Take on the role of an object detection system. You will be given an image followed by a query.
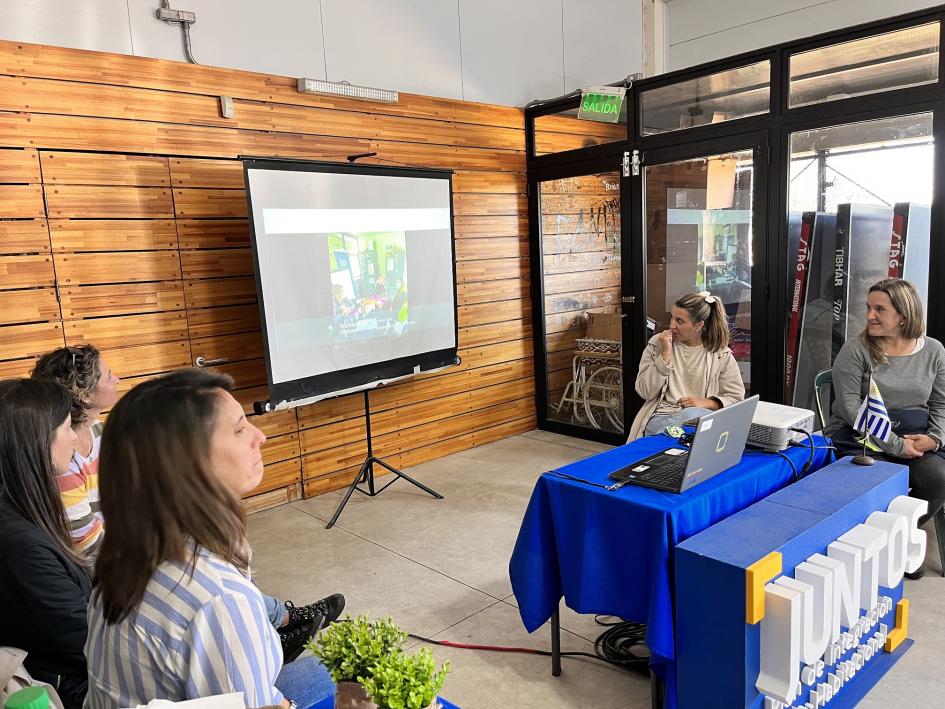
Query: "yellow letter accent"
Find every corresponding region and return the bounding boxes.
[746,552,783,624]
[884,599,910,652]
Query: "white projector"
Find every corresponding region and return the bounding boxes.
[748,401,816,452]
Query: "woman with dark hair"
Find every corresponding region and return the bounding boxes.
[628,290,745,440]
[829,278,945,578]
[31,345,119,557]
[0,378,90,709]
[85,369,334,709]
[32,345,343,660]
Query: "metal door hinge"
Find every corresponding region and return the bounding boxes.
[624,150,641,177]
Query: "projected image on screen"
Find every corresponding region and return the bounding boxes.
[328,232,409,340]
[246,163,457,398]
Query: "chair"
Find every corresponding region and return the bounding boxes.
[813,368,833,431]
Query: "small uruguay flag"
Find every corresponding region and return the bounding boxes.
[854,374,892,442]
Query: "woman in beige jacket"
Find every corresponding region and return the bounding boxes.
[627,291,745,440]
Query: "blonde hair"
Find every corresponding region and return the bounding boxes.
[860,278,925,365]
[674,291,730,353]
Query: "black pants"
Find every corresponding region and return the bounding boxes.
[876,451,945,526]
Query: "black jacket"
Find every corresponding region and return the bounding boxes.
[0,502,91,709]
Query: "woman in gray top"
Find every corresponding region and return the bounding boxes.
[828,278,945,577]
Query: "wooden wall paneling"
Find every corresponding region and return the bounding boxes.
[0,220,50,254]
[0,185,45,217]
[458,298,531,327]
[0,356,37,379]
[252,457,302,496]
[299,417,367,456]
[0,255,55,289]
[459,339,533,370]
[456,276,529,305]
[55,251,182,285]
[454,235,527,262]
[174,188,247,218]
[186,304,261,338]
[261,432,301,466]
[302,465,361,497]
[190,331,264,363]
[104,341,192,378]
[454,215,527,238]
[44,185,174,218]
[40,151,170,186]
[183,276,257,308]
[296,394,367,430]
[176,219,250,249]
[63,311,189,348]
[456,257,528,283]
[453,193,525,215]
[180,248,253,279]
[452,171,524,194]
[209,357,267,389]
[301,442,369,481]
[251,409,298,438]
[459,319,531,349]
[169,159,245,188]
[49,219,178,252]
[0,147,40,183]
[59,281,185,318]
[242,484,301,512]
[0,321,64,360]
[0,288,59,324]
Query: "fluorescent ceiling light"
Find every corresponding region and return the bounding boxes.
[297,78,398,103]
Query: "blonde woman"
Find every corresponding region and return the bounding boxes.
[628,291,745,440]
[828,278,945,578]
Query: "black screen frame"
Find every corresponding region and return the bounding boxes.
[243,158,459,410]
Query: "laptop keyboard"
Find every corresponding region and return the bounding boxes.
[637,456,689,489]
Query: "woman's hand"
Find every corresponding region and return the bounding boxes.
[900,437,925,459]
[904,433,938,454]
[678,397,720,410]
[658,329,674,363]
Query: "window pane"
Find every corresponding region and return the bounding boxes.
[785,113,934,412]
[644,150,755,392]
[540,172,623,433]
[789,22,939,109]
[533,105,628,157]
[640,61,769,136]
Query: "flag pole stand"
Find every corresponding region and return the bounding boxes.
[852,433,875,466]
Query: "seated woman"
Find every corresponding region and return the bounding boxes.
[628,291,745,440]
[0,379,90,709]
[828,278,945,578]
[31,345,120,558]
[32,345,342,662]
[86,370,334,709]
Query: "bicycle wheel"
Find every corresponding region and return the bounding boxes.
[583,366,624,432]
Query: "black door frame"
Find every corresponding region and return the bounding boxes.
[528,145,631,445]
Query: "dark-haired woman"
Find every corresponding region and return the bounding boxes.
[32,345,119,558]
[829,278,945,579]
[85,369,333,709]
[628,291,745,440]
[0,378,90,709]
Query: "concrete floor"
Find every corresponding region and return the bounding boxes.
[247,430,944,709]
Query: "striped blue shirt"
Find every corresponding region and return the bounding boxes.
[84,547,284,709]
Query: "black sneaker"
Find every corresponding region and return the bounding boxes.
[282,594,346,634]
[905,565,926,580]
[279,619,319,663]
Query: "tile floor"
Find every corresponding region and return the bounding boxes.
[247,430,944,709]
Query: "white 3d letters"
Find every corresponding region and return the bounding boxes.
[757,582,801,704]
[864,510,907,587]
[838,524,887,613]
[886,495,928,573]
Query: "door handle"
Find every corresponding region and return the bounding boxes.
[195,356,230,368]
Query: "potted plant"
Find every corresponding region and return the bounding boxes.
[308,614,407,709]
[360,646,450,709]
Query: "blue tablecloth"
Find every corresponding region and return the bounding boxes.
[311,695,458,709]
[508,433,833,708]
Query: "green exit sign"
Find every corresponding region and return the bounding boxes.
[578,87,625,123]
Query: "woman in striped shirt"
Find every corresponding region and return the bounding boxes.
[85,369,334,709]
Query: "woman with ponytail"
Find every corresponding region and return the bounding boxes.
[628,291,745,440]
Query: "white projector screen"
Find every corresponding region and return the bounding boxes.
[244,159,458,410]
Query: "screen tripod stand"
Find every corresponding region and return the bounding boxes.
[326,389,443,529]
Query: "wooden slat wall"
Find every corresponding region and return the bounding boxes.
[538,174,621,411]
[0,39,535,513]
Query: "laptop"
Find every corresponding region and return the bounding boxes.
[609,395,760,493]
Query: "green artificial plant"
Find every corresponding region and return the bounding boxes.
[360,647,450,709]
[307,614,407,684]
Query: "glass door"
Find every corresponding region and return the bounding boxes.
[635,136,767,402]
[533,156,628,442]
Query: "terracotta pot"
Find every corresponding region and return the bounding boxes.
[334,681,377,709]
